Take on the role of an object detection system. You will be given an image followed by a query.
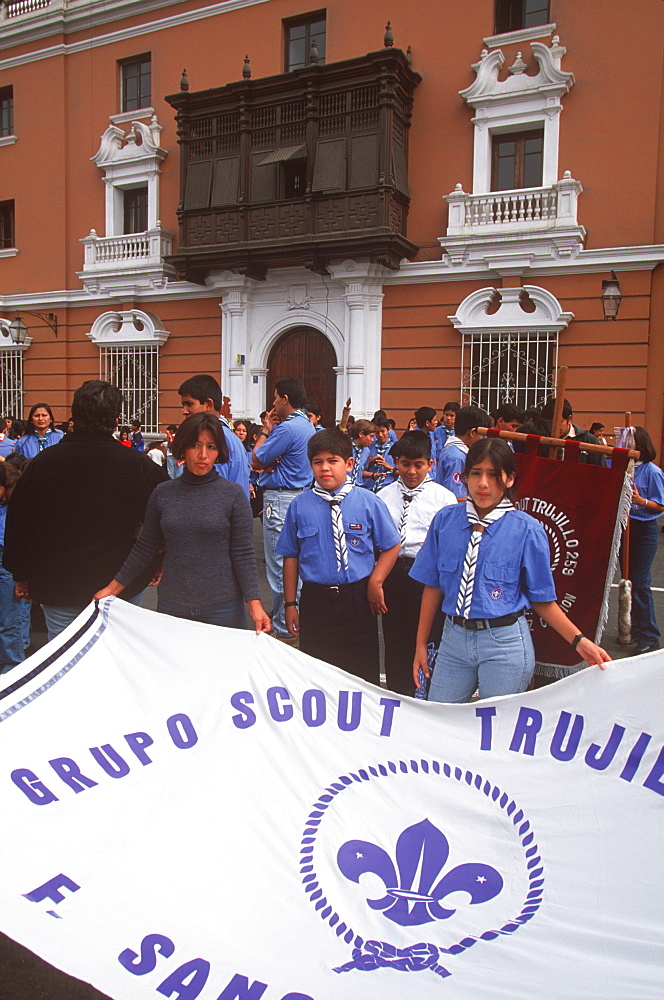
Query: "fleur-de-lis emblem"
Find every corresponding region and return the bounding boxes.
[337,819,503,927]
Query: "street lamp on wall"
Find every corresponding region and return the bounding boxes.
[601,272,622,321]
[8,311,58,343]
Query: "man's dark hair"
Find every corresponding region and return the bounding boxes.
[391,430,431,461]
[171,412,229,464]
[414,406,437,429]
[71,381,124,434]
[491,403,526,425]
[166,424,178,433]
[178,374,222,412]
[373,415,390,430]
[131,420,142,430]
[275,377,306,410]
[5,452,28,472]
[442,401,460,413]
[305,399,321,417]
[308,427,352,462]
[541,397,573,421]
[456,406,491,438]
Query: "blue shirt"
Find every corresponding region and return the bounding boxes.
[255,411,315,489]
[631,462,664,521]
[350,442,370,486]
[0,436,15,459]
[436,441,467,497]
[131,431,145,453]
[16,428,64,459]
[276,485,401,585]
[0,503,7,546]
[219,418,250,497]
[410,504,556,618]
[434,425,455,451]
[363,440,398,491]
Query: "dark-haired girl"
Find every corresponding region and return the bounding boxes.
[16,403,64,458]
[628,426,664,653]
[95,413,271,633]
[411,438,610,702]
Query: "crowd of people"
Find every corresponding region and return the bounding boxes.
[0,379,662,706]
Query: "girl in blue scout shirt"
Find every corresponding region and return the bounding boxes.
[15,403,64,459]
[628,426,664,653]
[411,438,610,703]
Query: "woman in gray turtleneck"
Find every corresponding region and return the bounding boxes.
[95,413,271,633]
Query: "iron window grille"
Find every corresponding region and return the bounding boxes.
[461,329,557,413]
[100,344,159,434]
[0,348,23,420]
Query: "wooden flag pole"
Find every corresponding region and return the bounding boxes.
[548,367,568,459]
[618,411,633,648]
[476,427,639,460]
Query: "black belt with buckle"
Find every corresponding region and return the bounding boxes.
[302,578,368,596]
[451,609,525,631]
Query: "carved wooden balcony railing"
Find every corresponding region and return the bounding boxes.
[165,47,421,280]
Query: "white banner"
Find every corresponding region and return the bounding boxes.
[0,598,662,1000]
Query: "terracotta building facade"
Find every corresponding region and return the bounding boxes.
[0,0,662,444]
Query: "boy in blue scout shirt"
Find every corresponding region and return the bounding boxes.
[414,405,440,470]
[436,405,490,499]
[277,428,400,684]
[348,419,375,486]
[363,417,398,491]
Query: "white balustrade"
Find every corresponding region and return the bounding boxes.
[81,227,174,271]
[4,0,53,16]
[445,173,582,237]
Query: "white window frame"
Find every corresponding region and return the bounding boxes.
[449,285,572,413]
[0,319,31,419]
[459,36,574,194]
[91,117,167,237]
[87,310,169,435]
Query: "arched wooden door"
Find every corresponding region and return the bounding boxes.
[267,327,337,427]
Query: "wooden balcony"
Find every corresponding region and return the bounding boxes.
[165,47,421,281]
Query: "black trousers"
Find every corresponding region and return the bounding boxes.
[382,558,444,696]
[299,577,379,685]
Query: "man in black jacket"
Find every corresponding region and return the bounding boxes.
[3,381,167,640]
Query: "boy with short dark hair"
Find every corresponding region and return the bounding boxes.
[434,401,460,450]
[276,428,400,683]
[414,405,440,468]
[130,420,144,453]
[363,417,398,491]
[348,418,375,486]
[435,405,491,499]
[378,431,456,694]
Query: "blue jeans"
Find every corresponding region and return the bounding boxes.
[0,559,25,670]
[428,615,535,704]
[263,488,302,637]
[42,590,146,642]
[41,604,84,642]
[157,596,247,629]
[629,518,661,645]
